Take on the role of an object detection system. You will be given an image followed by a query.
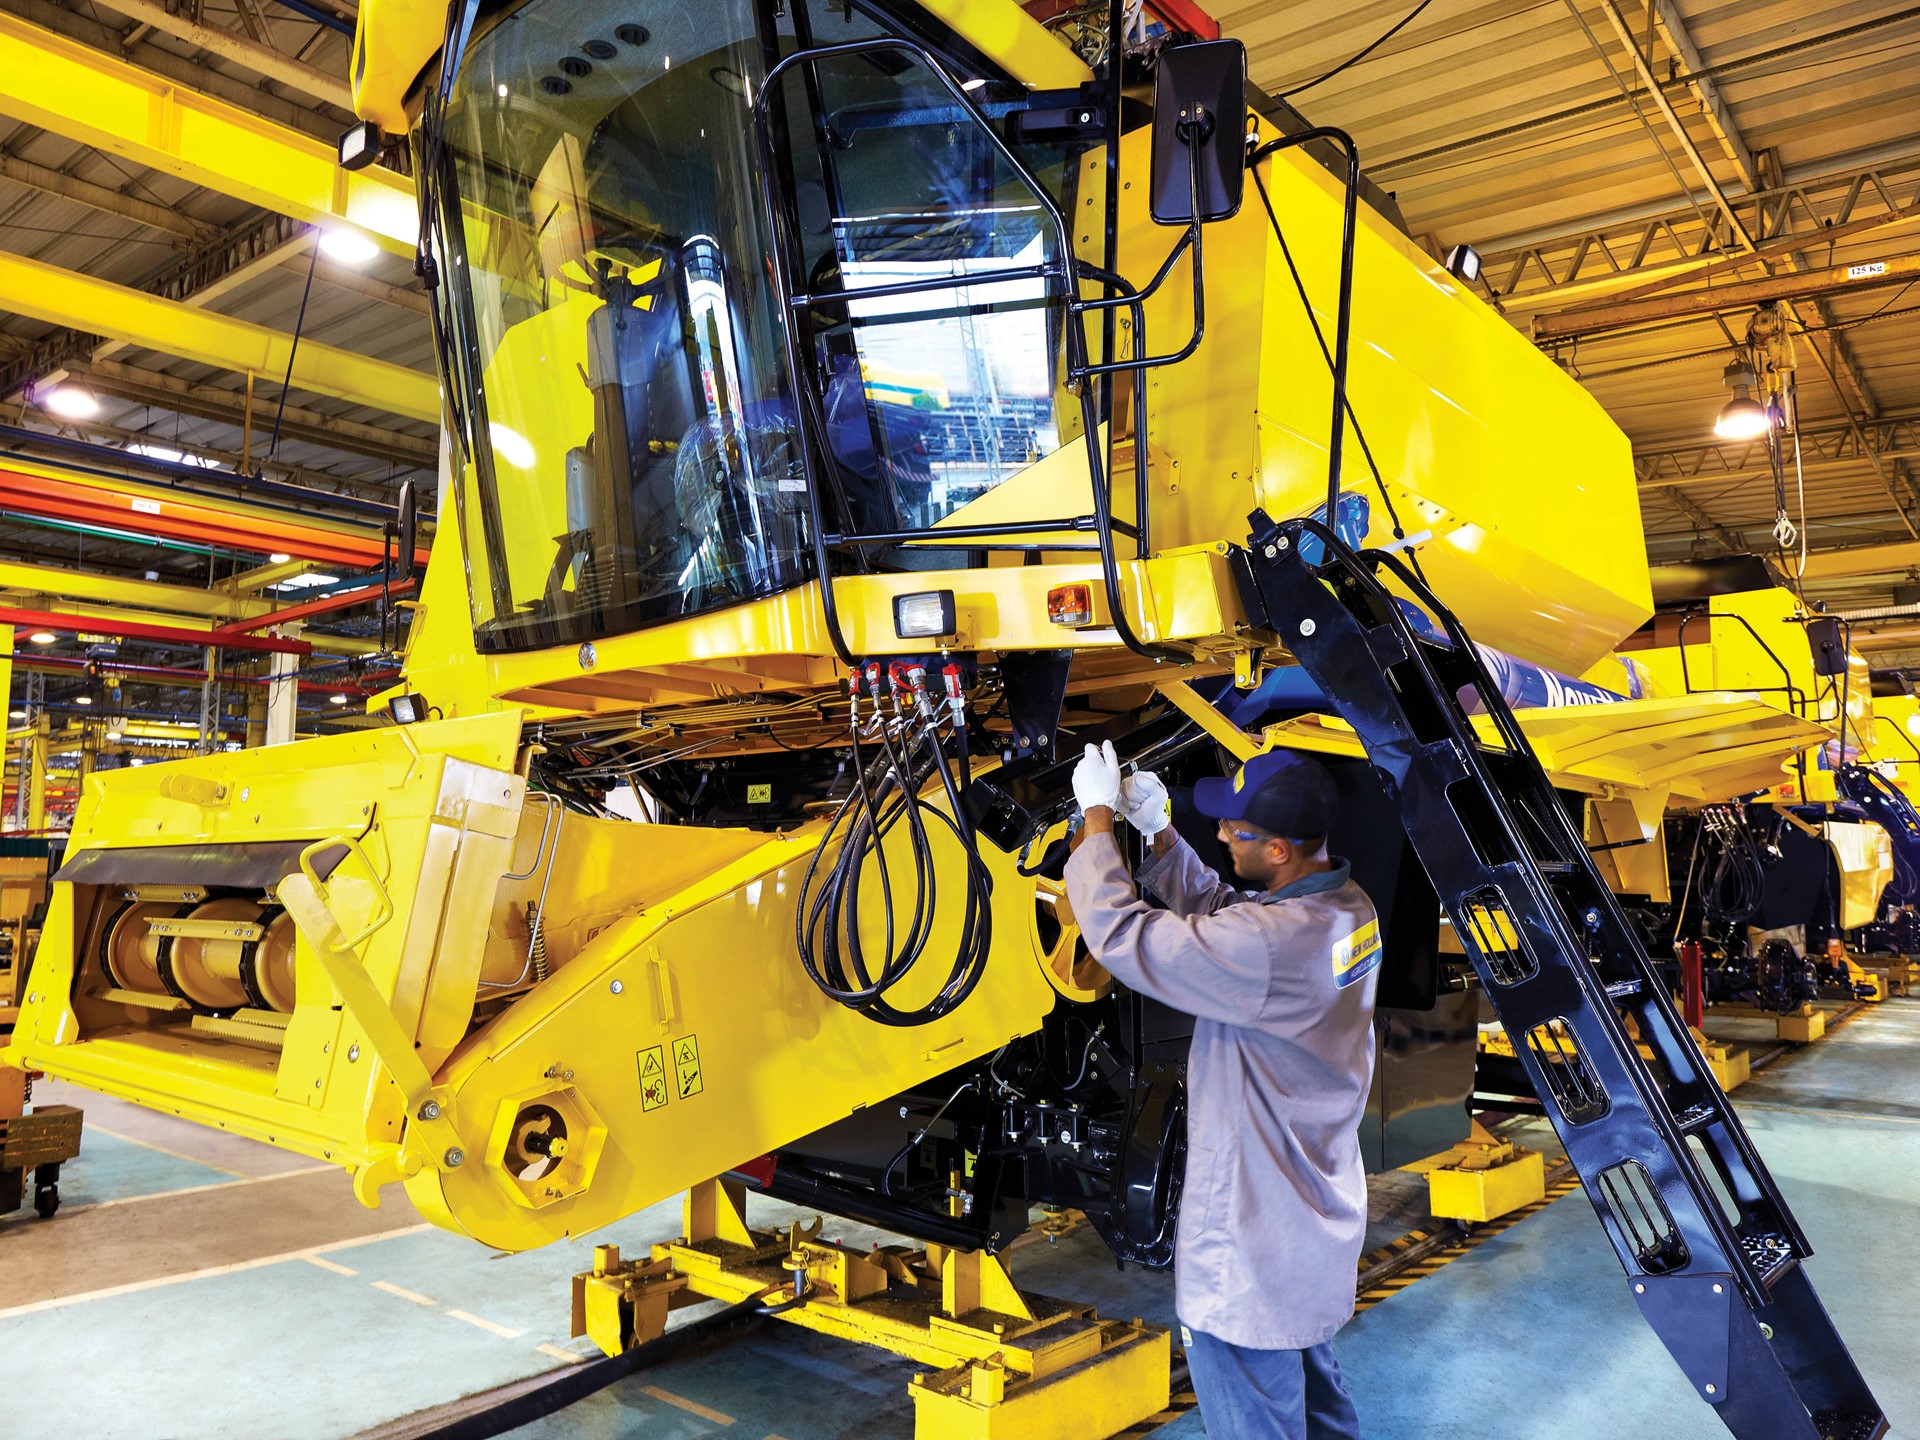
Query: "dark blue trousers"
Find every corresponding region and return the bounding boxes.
[1184,1328,1363,1439]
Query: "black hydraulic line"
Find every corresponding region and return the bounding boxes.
[1249,130,1359,526]
[404,1297,767,1440]
[1244,159,1429,586]
[263,236,322,468]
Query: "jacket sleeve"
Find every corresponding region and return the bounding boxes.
[1132,832,1247,917]
[1064,831,1277,1024]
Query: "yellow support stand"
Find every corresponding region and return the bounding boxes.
[1407,1120,1547,1224]
[1708,1003,1827,1044]
[573,1180,1170,1440]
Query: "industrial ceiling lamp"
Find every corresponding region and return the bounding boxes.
[318,228,380,264]
[1713,362,1772,440]
[42,385,100,420]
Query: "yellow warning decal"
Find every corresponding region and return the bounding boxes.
[638,1045,669,1111]
[1332,918,1382,990]
[673,1033,704,1099]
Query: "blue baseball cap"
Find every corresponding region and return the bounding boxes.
[1193,750,1339,839]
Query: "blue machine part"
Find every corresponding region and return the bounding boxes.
[1219,597,1629,732]
[1835,763,1920,903]
[1296,492,1371,567]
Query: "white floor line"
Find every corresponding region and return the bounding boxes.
[4,1164,337,1222]
[82,1124,254,1180]
[372,1280,439,1306]
[300,1254,359,1277]
[0,1223,432,1321]
[446,1308,525,1340]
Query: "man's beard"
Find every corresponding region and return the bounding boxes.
[1231,853,1271,886]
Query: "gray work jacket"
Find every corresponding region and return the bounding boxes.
[1065,830,1381,1350]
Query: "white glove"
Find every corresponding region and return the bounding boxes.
[1120,770,1171,838]
[1073,740,1122,813]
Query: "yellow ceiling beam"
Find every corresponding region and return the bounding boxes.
[0,561,277,621]
[1798,542,1920,581]
[0,10,415,256]
[0,250,439,425]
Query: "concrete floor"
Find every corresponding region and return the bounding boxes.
[3,1000,1916,1439]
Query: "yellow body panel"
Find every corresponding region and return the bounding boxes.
[1827,820,1895,931]
[9,714,1060,1251]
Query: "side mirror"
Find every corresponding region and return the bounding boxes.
[395,479,419,582]
[1805,616,1847,677]
[1149,39,1248,226]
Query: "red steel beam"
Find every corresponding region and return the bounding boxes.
[214,577,416,636]
[0,465,432,571]
[0,604,310,654]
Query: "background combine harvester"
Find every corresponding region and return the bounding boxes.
[2,1,1893,1437]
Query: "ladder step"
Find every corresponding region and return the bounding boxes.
[1672,1101,1717,1134]
[1740,1230,1799,1288]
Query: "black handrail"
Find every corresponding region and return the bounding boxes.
[751,34,1186,665]
[1674,608,1811,789]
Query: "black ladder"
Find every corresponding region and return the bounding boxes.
[1235,513,1886,1440]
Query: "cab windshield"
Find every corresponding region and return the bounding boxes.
[427,0,1083,653]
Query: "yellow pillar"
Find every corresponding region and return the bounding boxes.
[27,714,48,833]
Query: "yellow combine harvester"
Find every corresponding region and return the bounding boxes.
[6,3,1887,1437]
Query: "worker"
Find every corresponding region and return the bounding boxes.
[1065,742,1382,1440]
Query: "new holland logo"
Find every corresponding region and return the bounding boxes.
[1332,919,1382,989]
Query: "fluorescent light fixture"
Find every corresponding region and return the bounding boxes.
[318,228,380,264]
[28,631,56,645]
[7,710,24,720]
[43,385,100,420]
[893,589,956,639]
[105,728,123,742]
[269,552,292,564]
[497,83,510,98]
[329,693,350,706]
[489,422,536,468]
[75,695,92,706]
[275,572,340,591]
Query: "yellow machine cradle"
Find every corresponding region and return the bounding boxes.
[576,1180,1169,1440]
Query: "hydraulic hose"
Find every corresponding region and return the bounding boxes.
[796,663,993,1027]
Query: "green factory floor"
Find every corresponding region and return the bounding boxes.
[3,1000,1917,1439]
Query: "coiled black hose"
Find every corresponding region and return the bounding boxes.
[796,685,993,1026]
[1697,806,1767,928]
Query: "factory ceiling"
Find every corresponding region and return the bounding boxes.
[0,0,1917,711]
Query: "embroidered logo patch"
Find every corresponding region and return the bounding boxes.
[1331,918,1382,989]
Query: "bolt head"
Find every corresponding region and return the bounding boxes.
[240,787,250,802]
[1263,545,1276,558]
[444,1147,465,1168]
[1276,535,1291,551]
[578,642,598,671]
[347,1044,360,1062]
[1300,618,1317,637]
[609,979,624,994]
[417,1100,441,1122]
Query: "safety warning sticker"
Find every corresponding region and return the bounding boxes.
[673,1034,704,1099]
[638,1045,669,1112]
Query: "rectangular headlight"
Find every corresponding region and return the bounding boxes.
[387,692,428,725]
[337,120,382,171]
[893,590,956,639]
